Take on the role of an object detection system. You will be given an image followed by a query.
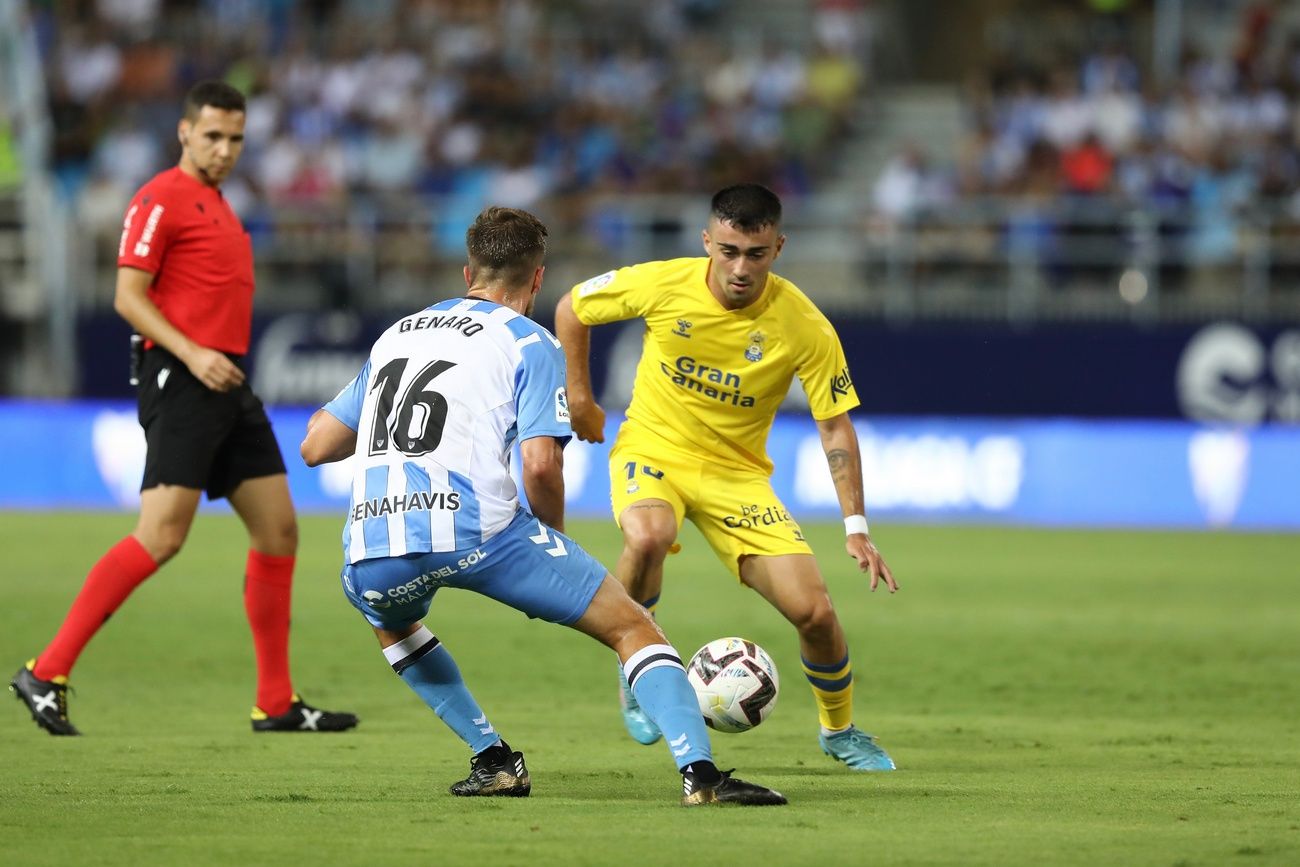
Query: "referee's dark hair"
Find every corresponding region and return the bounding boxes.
[711,184,783,232]
[466,206,549,287]
[183,80,246,119]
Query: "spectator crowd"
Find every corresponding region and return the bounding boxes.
[34,0,868,260]
[870,1,1300,292]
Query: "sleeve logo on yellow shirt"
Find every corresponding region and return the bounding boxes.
[577,271,615,297]
[830,366,854,403]
[744,331,766,362]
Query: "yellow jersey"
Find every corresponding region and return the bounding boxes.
[570,257,859,475]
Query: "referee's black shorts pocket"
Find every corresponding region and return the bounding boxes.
[136,349,240,494]
[136,348,168,429]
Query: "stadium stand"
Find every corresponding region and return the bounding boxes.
[25,0,868,315]
[861,0,1300,321]
[3,0,1299,397]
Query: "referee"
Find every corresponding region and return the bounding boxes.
[10,81,357,735]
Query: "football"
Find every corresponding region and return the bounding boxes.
[685,637,780,733]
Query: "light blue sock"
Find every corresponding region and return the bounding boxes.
[624,644,712,769]
[383,625,499,754]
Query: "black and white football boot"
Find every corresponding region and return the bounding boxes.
[10,661,80,736]
[251,694,359,732]
[681,765,787,806]
[449,741,532,797]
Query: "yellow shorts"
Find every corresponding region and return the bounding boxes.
[609,439,812,577]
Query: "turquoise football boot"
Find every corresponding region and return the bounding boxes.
[617,664,662,745]
[820,725,896,771]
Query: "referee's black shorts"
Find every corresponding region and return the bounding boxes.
[136,347,287,500]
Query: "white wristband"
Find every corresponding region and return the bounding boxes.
[844,515,870,537]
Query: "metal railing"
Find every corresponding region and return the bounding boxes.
[68,192,1300,323]
[860,197,1300,323]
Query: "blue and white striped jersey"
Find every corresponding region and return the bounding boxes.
[323,297,572,564]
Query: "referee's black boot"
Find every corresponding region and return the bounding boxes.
[251,693,359,732]
[10,661,80,736]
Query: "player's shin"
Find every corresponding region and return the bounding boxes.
[623,644,711,768]
[614,592,665,743]
[383,625,500,753]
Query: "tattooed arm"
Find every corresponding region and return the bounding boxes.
[815,412,898,592]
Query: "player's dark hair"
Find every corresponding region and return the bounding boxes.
[183,80,246,119]
[465,206,549,287]
[710,184,783,232]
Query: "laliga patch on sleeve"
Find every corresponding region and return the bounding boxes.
[555,387,571,423]
[577,270,615,297]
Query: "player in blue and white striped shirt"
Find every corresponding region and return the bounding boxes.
[301,207,784,806]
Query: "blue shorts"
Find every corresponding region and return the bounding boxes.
[341,509,607,629]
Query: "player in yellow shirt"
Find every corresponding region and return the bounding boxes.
[555,184,899,770]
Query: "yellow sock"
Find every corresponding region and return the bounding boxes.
[802,654,853,731]
[639,593,660,618]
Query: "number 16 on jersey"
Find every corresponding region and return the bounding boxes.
[368,357,456,457]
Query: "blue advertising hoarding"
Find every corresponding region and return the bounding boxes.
[2,400,1296,530]
[74,312,1300,425]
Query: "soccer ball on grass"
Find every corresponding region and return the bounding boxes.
[685,637,779,733]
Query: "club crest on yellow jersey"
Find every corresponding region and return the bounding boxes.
[745,331,766,362]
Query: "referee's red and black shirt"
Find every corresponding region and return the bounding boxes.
[117,166,255,355]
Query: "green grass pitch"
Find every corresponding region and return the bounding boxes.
[1,513,1297,866]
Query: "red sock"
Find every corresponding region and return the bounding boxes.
[34,536,158,680]
[244,550,295,716]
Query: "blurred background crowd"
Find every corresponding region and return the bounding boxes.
[3,0,1300,398]
[32,0,867,265]
[870,0,1300,301]
[906,1,1300,208]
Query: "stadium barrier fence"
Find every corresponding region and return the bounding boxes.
[2,401,1295,530]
